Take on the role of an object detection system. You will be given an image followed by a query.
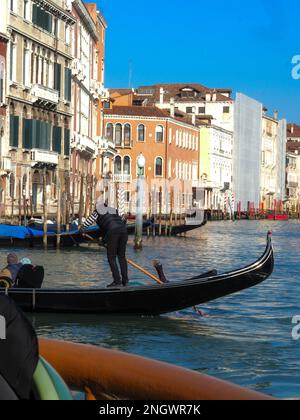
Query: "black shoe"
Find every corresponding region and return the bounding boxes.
[107,282,122,288]
[122,280,129,287]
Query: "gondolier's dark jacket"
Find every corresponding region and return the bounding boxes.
[83,207,127,239]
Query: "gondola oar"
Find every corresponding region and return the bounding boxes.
[81,233,164,285]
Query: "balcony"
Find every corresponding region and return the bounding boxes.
[31,149,59,166]
[0,156,12,175]
[72,58,86,82]
[72,134,97,155]
[31,84,59,109]
[90,80,109,101]
[113,174,132,183]
[288,181,298,188]
[99,137,117,155]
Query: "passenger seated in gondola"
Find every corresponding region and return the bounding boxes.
[0,253,22,287]
[15,258,44,289]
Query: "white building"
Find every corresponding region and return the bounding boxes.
[199,124,233,210]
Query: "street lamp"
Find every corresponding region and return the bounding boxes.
[135,153,145,250]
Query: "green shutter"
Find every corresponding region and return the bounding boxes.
[64,68,72,102]
[64,128,70,156]
[48,14,53,33]
[10,116,19,148]
[54,63,61,96]
[35,119,41,149]
[32,3,37,25]
[46,122,51,151]
[23,119,33,149]
[53,126,62,153]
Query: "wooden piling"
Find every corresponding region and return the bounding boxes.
[42,169,48,248]
[78,174,84,224]
[158,186,162,236]
[18,179,22,226]
[23,194,27,227]
[147,191,151,238]
[65,174,71,232]
[56,174,61,248]
[169,188,174,236]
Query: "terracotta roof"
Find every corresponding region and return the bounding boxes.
[109,88,134,95]
[287,123,300,138]
[103,106,170,118]
[103,106,202,128]
[134,83,233,104]
[287,140,300,153]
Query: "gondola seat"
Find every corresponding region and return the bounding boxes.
[15,265,45,289]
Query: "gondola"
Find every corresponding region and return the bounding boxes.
[0,233,274,315]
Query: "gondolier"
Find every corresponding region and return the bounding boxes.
[80,200,129,288]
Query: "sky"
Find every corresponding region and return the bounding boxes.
[96,0,300,124]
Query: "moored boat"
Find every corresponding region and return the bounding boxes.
[0,233,274,315]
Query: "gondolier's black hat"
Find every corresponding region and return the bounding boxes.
[0,296,39,399]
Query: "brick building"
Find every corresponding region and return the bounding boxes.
[103,106,199,213]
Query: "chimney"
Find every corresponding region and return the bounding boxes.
[205,93,211,102]
[274,110,278,120]
[170,97,175,118]
[291,124,294,134]
[212,90,217,101]
[160,87,164,105]
[192,107,196,125]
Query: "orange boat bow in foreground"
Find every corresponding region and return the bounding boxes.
[39,338,275,400]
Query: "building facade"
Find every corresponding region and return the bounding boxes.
[1,0,76,219]
[103,106,199,213]
[70,0,99,217]
[199,124,233,210]
[0,5,9,215]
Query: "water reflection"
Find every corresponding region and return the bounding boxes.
[2,220,300,398]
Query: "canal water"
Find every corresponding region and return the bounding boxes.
[1,221,300,398]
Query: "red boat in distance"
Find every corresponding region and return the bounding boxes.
[267,214,289,221]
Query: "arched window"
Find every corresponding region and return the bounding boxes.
[156,125,164,142]
[124,124,131,147]
[115,124,122,146]
[155,157,163,177]
[138,124,145,142]
[114,156,122,174]
[106,123,113,142]
[123,156,131,175]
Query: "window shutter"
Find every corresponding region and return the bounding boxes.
[53,126,62,153]
[32,3,37,25]
[23,119,33,149]
[54,63,61,95]
[64,128,70,156]
[10,116,19,148]
[64,68,72,102]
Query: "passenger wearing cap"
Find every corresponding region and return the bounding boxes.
[80,199,129,288]
[3,254,22,286]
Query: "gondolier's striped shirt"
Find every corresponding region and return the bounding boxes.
[83,211,98,228]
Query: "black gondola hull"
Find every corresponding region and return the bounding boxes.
[0,235,274,315]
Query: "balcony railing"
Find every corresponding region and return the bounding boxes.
[113,174,132,183]
[90,80,110,100]
[31,149,59,165]
[72,134,98,155]
[71,58,86,82]
[31,84,59,107]
[0,156,12,173]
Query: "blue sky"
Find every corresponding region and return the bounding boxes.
[97,0,300,124]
